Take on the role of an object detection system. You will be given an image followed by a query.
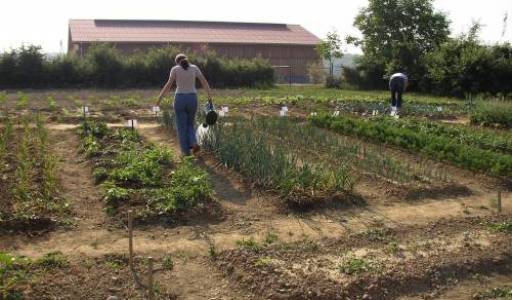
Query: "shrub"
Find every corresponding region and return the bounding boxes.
[325,75,342,89]
[307,62,327,84]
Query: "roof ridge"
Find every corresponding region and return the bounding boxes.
[69,18,297,27]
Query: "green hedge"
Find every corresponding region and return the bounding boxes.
[0,44,274,88]
[310,114,512,177]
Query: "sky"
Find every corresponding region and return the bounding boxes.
[0,0,510,54]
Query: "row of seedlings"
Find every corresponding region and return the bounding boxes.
[0,115,66,229]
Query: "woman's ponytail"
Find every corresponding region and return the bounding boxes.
[175,53,189,70]
[180,58,190,70]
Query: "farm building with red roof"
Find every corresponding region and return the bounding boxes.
[68,19,322,83]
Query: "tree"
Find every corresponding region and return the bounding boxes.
[424,23,512,97]
[349,0,450,86]
[316,31,343,77]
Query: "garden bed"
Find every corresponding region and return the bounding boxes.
[77,120,220,225]
[0,116,67,232]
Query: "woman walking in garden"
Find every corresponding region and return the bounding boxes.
[157,53,212,156]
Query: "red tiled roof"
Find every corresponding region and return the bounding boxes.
[69,19,321,46]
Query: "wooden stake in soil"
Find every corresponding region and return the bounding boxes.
[497,191,502,214]
[128,210,134,270]
[147,257,154,300]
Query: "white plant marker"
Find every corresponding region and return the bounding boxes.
[279,110,288,117]
[333,110,340,117]
[152,106,161,113]
[281,106,289,112]
[437,106,443,112]
[219,110,226,117]
[372,110,378,116]
[127,119,138,128]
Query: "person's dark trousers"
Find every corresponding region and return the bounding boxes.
[389,77,406,109]
[174,93,198,156]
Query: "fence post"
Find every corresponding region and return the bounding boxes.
[289,66,292,87]
[497,191,502,214]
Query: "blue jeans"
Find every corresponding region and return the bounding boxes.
[174,93,198,156]
[389,77,405,108]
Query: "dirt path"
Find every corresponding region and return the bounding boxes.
[49,129,106,227]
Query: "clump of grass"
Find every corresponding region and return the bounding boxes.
[16,92,28,109]
[384,241,401,255]
[487,220,512,233]
[264,232,278,245]
[254,256,273,267]
[103,254,128,270]
[338,254,381,275]
[362,228,390,242]
[236,237,262,252]
[47,95,58,111]
[208,243,218,260]
[161,255,174,271]
[35,251,68,269]
[473,286,512,299]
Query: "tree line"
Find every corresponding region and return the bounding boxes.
[0,44,274,89]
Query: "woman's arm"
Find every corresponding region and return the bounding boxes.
[156,70,176,105]
[196,68,212,99]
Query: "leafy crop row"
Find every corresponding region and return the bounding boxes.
[77,121,213,219]
[311,114,512,177]
[470,101,512,129]
[369,116,512,155]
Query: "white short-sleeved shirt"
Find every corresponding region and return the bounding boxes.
[170,64,203,94]
[390,73,408,82]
